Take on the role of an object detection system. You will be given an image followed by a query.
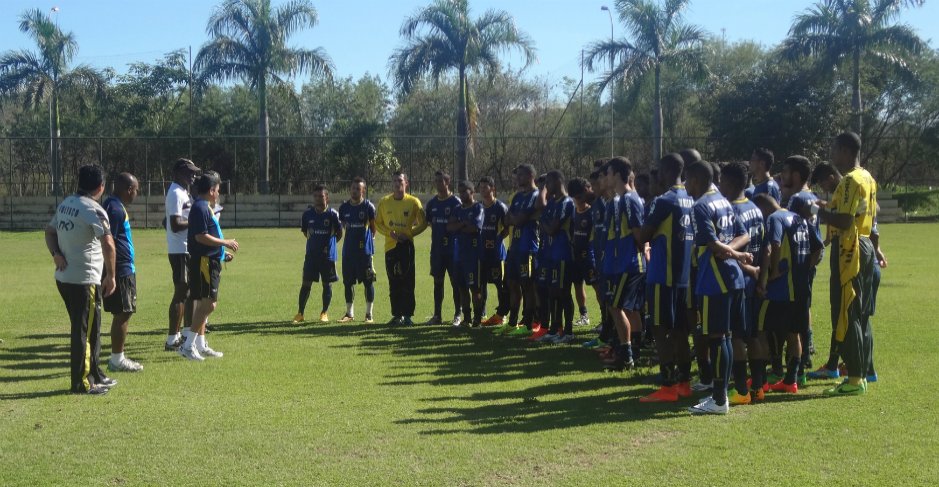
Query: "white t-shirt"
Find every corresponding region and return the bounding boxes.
[49,194,111,285]
[165,182,192,254]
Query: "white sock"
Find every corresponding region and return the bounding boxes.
[182,328,192,339]
[346,303,354,316]
[110,352,124,363]
[166,334,178,346]
[195,334,207,350]
[183,332,197,350]
[366,302,374,316]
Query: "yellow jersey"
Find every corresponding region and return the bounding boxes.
[375,193,428,251]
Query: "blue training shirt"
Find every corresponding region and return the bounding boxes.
[616,191,645,274]
[645,185,693,288]
[426,194,462,256]
[301,206,342,262]
[571,205,594,263]
[747,178,782,203]
[188,197,224,260]
[481,199,508,262]
[764,209,817,302]
[102,195,135,276]
[730,197,764,296]
[542,195,575,262]
[692,189,746,296]
[453,202,485,261]
[338,199,376,257]
[508,189,540,253]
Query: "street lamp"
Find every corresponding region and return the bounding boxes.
[601,5,613,158]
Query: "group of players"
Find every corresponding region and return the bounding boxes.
[288,131,883,415]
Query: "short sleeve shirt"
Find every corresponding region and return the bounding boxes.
[103,196,135,277]
[165,182,191,254]
[339,200,376,257]
[302,206,342,262]
[50,193,111,285]
[188,198,224,260]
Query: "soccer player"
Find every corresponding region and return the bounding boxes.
[582,165,615,350]
[425,170,463,325]
[337,177,377,324]
[601,157,645,370]
[639,153,695,402]
[753,193,822,393]
[294,185,343,324]
[531,174,554,340]
[178,171,238,361]
[796,132,877,396]
[102,172,144,372]
[534,171,576,343]
[45,164,118,394]
[164,158,199,351]
[375,172,428,326]
[719,162,768,405]
[478,177,511,326]
[567,177,596,328]
[684,161,751,415]
[448,180,485,327]
[746,148,781,202]
[494,164,541,337]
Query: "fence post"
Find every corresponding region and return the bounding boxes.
[8,139,13,230]
[144,141,149,228]
[233,139,238,228]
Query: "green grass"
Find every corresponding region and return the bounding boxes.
[1,225,937,486]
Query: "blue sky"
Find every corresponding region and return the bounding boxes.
[2,0,937,93]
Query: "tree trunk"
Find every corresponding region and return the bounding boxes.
[456,66,469,182]
[852,48,863,134]
[652,64,663,164]
[258,76,271,194]
[50,89,62,196]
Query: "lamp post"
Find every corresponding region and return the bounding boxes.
[49,6,60,195]
[600,5,613,158]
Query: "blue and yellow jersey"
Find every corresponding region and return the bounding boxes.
[508,189,540,253]
[454,202,484,260]
[571,206,594,263]
[481,199,508,262]
[338,199,376,257]
[103,195,135,277]
[788,190,822,244]
[731,197,764,296]
[764,209,816,302]
[617,191,645,274]
[830,168,877,238]
[301,206,342,262]
[601,195,620,276]
[591,198,607,265]
[541,195,575,262]
[692,190,746,296]
[188,197,225,260]
[425,194,462,254]
[645,185,693,288]
[746,179,782,203]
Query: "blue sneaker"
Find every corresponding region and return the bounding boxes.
[806,366,840,380]
[582,338,606,349]
[867,372,878,383]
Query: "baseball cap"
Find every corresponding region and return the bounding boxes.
[173,158,201,174]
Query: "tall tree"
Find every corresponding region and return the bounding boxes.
[0,8,106,195]
[780,0,927,133]
[195,0,333,194]
[389,0,535,181]
[584,0,708,163]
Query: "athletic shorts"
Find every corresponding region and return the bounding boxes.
[535,256,552,287]
[608,272,645,311]
[570,258,598,285]
[303,255,339,283]
[430,246,457,278]
[169,253,189,286]
[730,292,751,337]
[189,256,222,301]
[757,299,809,335]
[506,250,535,281]
[697,290,743,335]
[646,284,688,329]
[480,259,504,284]
[342,254,376,284]
[549,259,574,289]
[103,273,137,314]
[458,255,482,288]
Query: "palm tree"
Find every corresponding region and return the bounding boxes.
[390,0,535,181]
[584,0,708,163]
[195,0,333,194]
[780,0,928,133]
[0,8,106,195]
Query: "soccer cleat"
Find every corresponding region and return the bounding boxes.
[508,326,533,338]
[491,323,515,335]
[108,357,143,373]
[178,346,205,361]
[451,315,463,327]
[797,373,807,388]
[640,385,679,403]
[688,396,729,415]
[691,381,713,393]
[766,373,783,384]
[292,313,304,324]
[481,314,504,326]
[582,338,603,349]
[164,336,184,351]
[99,377,118,388]
[199,347,223,358]
[364,314,374,324]
[676,381,693,398]
[424,315,443,326]
[745,378,770,393]
[555,334,575,345]
[824,382,865,396]
[807,366,840,380]
[728,390,752,406]
[574,314,590,327]
[338,315,355,323]
[867,372,878,383]
[535,332,558,343]
[386,316,402,326]
[401,317,415,326]
[751,388,766,401]
[527,327,549,341]
[74,384,110,395]
[768,380,798,394]
[319,312,329,323]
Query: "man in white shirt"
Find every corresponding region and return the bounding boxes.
[164,158,200,350]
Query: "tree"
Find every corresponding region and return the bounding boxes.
[195,0,333,194]
[584,0,708,163]
[780,0,928,133]
[0,8,106,195]
[389,0,536,181]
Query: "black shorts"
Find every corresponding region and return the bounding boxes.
[550,259,574,289]
[458,255,482,288]
[189,256,222,301]
[535,257,552,288]
[480,259,504,284]
[169,253,189,286]
[608,272,645,311]
[103,273,137,314]
[505,250,535,281]
[342,254,376,284]
[646,284,688,329]
[430,247,457,279]
[303,255,339,283]
[570,258,598,285]
[760,298,810,335]
[730,292,751,337]
[697,290,743,335]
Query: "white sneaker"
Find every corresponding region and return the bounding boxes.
[688,396,729,415]
[691,381,713,392]
[451,315,463,327]
[108,356,143,372]
[199,346,224,358]
[178,346,204,361]
[575,314,590,326]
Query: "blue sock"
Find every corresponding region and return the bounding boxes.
[709,335,732,405]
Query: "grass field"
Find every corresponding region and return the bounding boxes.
[1,225,937,486]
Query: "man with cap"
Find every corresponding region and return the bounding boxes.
[164,158,199,351]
